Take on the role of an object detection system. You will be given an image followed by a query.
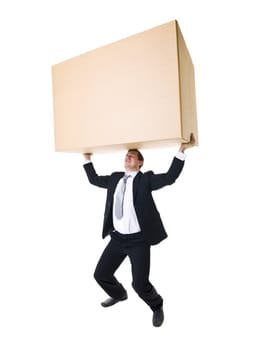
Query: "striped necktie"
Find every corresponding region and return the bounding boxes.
[115,175,131,219]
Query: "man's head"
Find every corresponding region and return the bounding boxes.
[124,149,144,171]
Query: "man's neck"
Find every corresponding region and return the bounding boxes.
[125,167,139,172]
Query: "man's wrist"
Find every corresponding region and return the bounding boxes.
[176,151,186,161]
[179,145,186,153]
[83,153,92,162]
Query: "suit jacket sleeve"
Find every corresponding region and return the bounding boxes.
[83,162,110,189]
[149,157,185,191]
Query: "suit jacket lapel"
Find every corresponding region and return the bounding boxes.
[133,171,142,203]
[105,172,124,214]
[111,172,124,192]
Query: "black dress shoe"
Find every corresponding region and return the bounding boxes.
[101,293,128,307]
[152,306,164,327]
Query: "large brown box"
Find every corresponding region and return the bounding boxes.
[52,20,198,153]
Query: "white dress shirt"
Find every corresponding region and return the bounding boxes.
[113,171,141,234]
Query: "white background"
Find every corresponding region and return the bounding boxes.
[0,0,262,349]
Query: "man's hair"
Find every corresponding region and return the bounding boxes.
[128,148,144,165]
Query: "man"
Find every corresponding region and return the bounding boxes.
[83,134,195,327]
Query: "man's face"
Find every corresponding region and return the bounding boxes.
[124,151,143,171]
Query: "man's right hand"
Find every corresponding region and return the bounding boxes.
[83,153,92,161]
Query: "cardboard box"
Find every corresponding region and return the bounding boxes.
[52,20,198,153]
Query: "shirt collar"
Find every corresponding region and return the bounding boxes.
[125,171,139,178]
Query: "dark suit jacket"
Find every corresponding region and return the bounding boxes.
[83,157,184,245]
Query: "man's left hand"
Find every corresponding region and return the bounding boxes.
[179,133,196,153]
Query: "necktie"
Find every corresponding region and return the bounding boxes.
[115,175,131,219]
